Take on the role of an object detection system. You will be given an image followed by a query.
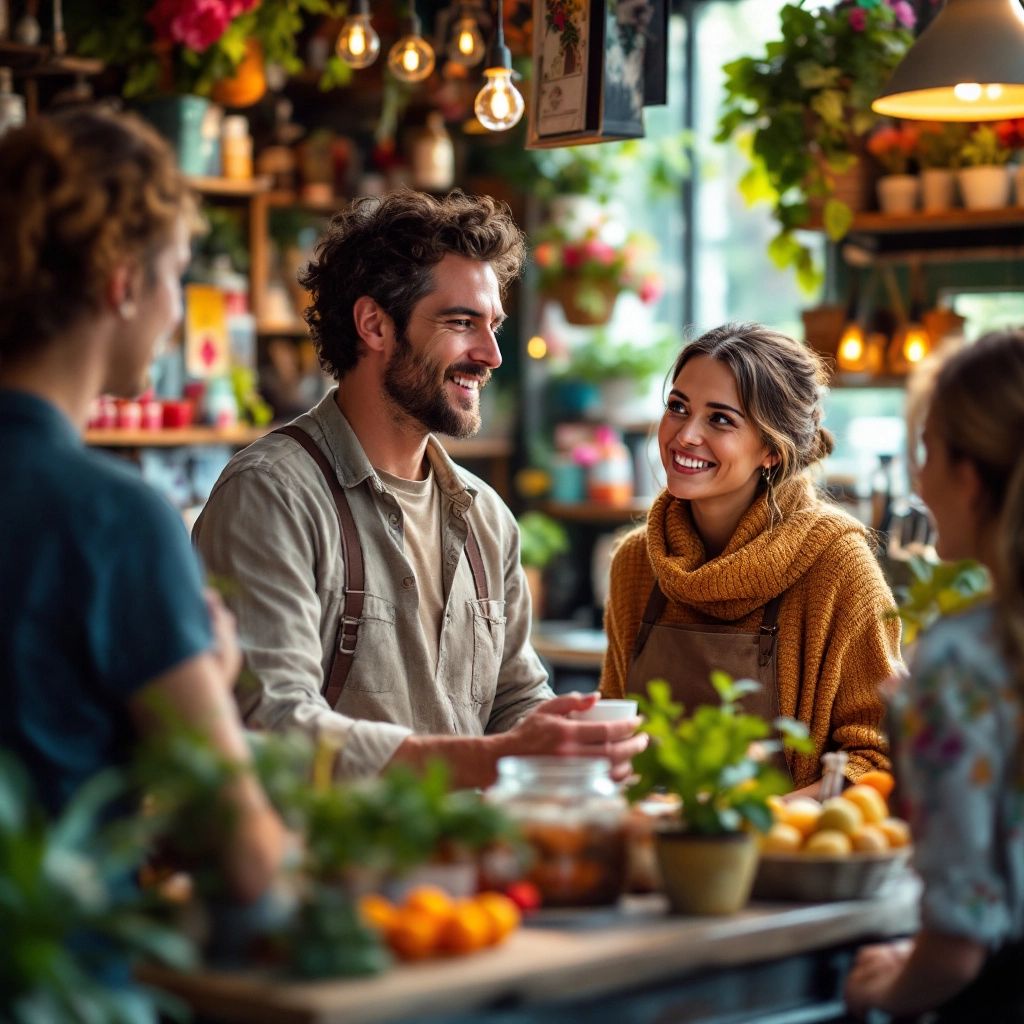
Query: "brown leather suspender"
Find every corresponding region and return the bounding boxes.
[274,425,488,706]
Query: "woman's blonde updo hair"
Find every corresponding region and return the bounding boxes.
[0,106,190,361]
[669,322,834,487]
[926,329,1024,690]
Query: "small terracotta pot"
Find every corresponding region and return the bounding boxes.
[655,830,758,915]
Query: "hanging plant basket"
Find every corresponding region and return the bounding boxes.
[546,276,621,326]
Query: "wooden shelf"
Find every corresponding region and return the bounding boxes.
[843,206,1024,235]
[539,499,650,524]
[0,41,101,75]
[86,426,270,448]
[186,175,272,198]
[264,190,346,215]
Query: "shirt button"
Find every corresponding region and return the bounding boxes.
[402,576,415,589]
[389,513,400,527]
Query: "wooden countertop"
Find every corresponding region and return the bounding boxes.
[142,881,920,1024]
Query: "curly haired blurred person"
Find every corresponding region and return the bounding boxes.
[0,108,286,947]
[602,323,901,795]
[845,331,1024,1021]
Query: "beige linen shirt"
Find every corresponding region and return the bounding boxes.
[193,390,553,778]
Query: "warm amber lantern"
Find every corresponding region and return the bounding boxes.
[836,323,869,372]
[888,323,932,373]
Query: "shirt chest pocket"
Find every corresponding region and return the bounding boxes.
[344,592,397,693]
[469,598,507,705]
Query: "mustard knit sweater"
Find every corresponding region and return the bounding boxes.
[600,476,901,788]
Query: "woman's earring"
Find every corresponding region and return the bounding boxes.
[118,299,138,320]
[761,464,772,483]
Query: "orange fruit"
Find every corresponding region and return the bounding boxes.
[474,892,521,945]
[878,817,912,848]
[851,825,889,853]
[358,893,398,931]
[844,784,888,824]
[437,900,492,955]
[815,797,863,836]
[403,885,455,923]
[857,770,896,799]
[776,797,822,836]
[387,908,444,960]
[761,822,803,854]
[804,829,853,856]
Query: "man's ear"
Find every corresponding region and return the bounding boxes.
[104,262,137,315]
[352,295,391,354]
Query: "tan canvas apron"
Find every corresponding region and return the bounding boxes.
[626,582,793,782]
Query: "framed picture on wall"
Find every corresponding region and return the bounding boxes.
[527,0,650,148]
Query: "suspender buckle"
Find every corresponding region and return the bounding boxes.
[338,614,362,655]
[757,623,778,667]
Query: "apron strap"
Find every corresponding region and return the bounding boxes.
[632,581,669,663]
[464,519,489,601]
[274,425,364,707]
[758,594,783,667]
[632,583,783,669]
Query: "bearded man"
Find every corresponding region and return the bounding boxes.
[194,190,645,786]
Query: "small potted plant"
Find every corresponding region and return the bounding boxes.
[533,228,663,327]
[915,121,969,212]
[716,0,914,291]
[888,556,990,648]
[867,123,920,214]
[958,125,1013,210]
[516,511,570,620]
[628,674,813,915]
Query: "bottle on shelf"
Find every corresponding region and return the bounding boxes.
[587,425,634,506]
[0,67,25,139]
[221,114,253,180]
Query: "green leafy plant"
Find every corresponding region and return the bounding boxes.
[960,125,1014,168]
[0,750,196,1023]
[716,0,913,292]
[889,556,990,645]
[561,325,678,387]
[517,511,570,570]
[65,0,349,100]
[628,674,814,835]
[914,121,970,170]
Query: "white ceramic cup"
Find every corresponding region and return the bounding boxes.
[571,698,639,722]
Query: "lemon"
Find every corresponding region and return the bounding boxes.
[761,822,804,853]
[878,817,912,848]
[804,829,853,855]
[844,784,888,824]
[851,824,889,853]
[815,797,864,836]
[777,796,822,836]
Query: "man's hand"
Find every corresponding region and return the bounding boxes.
[501,692,648,782]
[205,588,243,686]
[844,939,913,1017]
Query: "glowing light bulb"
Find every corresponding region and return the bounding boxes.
[837,324,866,369]
[527,335,548,359]
[388,33,436,83]
[336,12,380,68]
[954,82,983,102]
[474,67,524,132]
[986,84,1004,100]
[902,325,930,364]
[448,14,486,67]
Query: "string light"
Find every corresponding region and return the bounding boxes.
[388,9,436,83]
[448,6,486,67]
[474,0,524,132]
[336,0,380,69]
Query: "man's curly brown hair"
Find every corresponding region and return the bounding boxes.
[299,189,526,380]
[0,107,190,362]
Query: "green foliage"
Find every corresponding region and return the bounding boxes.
[960,126,1014,168]
[716,0,913,292]
[890,556,990,645]
[627,675,814,836]
[0,750,195,1023]
[517,511,570,569]
[915,122,970,170]
[526,133,694,204]
[560,325,678,386]
[65,1,345,99]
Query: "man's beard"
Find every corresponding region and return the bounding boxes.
[382,328,491,439]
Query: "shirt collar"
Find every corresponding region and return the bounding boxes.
[310,387,478,506]
[0,388,80,447]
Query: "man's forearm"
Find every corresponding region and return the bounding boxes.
[390,732,510,789]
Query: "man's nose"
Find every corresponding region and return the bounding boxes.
[472,328,502,370]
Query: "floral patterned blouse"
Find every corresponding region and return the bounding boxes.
[892,603,1024,948]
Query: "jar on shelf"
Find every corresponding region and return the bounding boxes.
[221,115,253,180]
[486,756,628,908]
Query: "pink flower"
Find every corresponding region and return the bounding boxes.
[638,275,663,305]
[848,7,867,31]
[225,0,260,15]
[148,0,233,53]
[580,239,616,265]
[888,0,915,29]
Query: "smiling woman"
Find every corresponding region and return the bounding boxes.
[601,323,902,797]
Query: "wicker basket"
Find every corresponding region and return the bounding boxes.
[752,847,912,902]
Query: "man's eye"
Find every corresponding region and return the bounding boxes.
[449,319,473,329]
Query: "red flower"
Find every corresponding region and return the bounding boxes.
[553,10,565,30]
[639,274,663,305]
[148,0,232,53]
[561,244,584,271]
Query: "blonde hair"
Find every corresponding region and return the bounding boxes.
[0,107,191,360]
[927,329,1024,692]
[669,323,835,488]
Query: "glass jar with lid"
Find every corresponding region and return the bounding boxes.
[486,756,628,908]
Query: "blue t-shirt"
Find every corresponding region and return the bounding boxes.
[0,389,213,814]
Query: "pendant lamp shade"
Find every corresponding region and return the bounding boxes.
[873,0,1024,121]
